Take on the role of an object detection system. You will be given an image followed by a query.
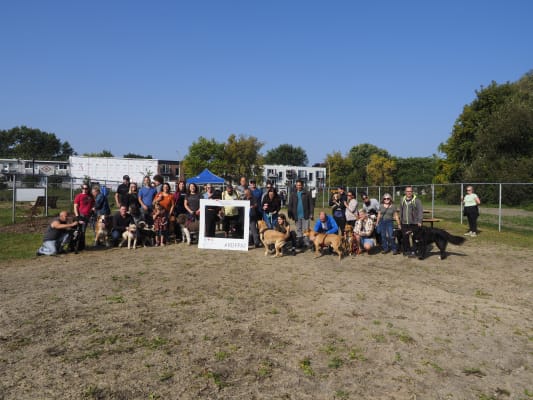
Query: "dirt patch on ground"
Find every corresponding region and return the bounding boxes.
[1,238,532,399]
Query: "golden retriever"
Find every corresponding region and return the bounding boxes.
[257,219,290,257]
[304,229,344,261]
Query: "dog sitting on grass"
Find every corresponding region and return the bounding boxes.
[257,219,290,257]
[119,223,137,249]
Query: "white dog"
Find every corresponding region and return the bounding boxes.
[119,224,137,249]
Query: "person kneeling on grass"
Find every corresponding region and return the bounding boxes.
[353,209,375,255]
[37,210,81,256]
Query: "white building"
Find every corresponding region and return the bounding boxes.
[69,156,159,187]
[262,164,326,191]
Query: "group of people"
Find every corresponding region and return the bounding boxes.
[36,173,481,258]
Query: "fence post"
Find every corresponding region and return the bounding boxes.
[12,174,16,224]
[44,176,49,217]
[498,183,502,232]
[431,184,435,218]
[460,184,464,225]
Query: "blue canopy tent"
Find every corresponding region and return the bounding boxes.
[186,168,225,185]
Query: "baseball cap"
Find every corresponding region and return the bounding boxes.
[123,175,130,180]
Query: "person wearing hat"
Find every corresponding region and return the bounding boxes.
[376,193,401,255]
[329,185,347,233]
[115,175,131,209]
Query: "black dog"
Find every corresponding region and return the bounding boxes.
[412,226,465,260]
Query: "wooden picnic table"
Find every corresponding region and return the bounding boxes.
[422,217,441,228]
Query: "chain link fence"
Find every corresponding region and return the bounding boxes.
[315,183,533,233]
[1,175,532,233]
[0,174,122,225]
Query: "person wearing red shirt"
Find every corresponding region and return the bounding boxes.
[73,184,95,250]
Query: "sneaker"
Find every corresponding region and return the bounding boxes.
[470,232,477,237]
[381,249,390,254]
[464,231,472,236]
[392,250,399,255]
[408,252,417,258]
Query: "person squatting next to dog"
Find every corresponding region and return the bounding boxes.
[313,211,339,235]
[375,193,401,255]
[37,211,81,256]
[330,186,347,233]
[353,209,375,255]
[152,203,169,246]
[261,188,281,229]
[73,184,95,251]
[462,185,481,237]
[111,206,135,246]
[274,213,297,255]
[288,179,314,250]
[399,186,424,257]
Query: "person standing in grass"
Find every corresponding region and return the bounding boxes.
[462,185,481,236]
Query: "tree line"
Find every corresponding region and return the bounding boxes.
[2,70,532,198]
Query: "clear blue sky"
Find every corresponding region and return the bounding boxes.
[1,0,532,165]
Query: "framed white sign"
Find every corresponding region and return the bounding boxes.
[198,199,250,251]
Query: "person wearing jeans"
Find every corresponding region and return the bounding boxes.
[376,193,401,255]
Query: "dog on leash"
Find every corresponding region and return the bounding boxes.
[137,221,155,247]
[119,224,137,249]
[412,226,465,260]
[94,215,110,247]
[257,219,290,257]
[176,214,199,245]
[304,229,344,261]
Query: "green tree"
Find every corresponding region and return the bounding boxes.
[124,153,153,159]
[182,136,226,177]
[324,151,351,188]
[83,150,114,157]
[263,144,309,166]
[366,154,396,186]
[437,80,516,182]
[223,134,264,183]
[0,126,75,160]
[347,144,390,186]
[394,156,438,185]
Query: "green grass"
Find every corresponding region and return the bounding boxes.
[1,204,532,261]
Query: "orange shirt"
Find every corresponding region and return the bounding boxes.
[155,192,174,213]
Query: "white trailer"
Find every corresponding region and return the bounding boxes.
[69,156,158,188]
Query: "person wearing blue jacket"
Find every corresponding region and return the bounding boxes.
[313,211,339,235]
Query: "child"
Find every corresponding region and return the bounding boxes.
[152,203,169,246]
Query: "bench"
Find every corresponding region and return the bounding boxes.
[422,218,442,228]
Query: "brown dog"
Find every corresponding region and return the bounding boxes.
[257,220,289,257]
[304,229,344,261]
[94,215,110,247]
[176,214,199,245]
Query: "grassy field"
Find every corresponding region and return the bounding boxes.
[1,202,532,261]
